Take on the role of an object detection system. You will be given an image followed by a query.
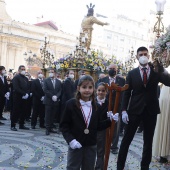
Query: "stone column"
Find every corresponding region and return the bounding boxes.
[0,37,8,66]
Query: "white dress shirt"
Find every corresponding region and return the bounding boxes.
[51,78,55,89]
[97,96,105,105]
[0,75,4,83]
[109,76,116,85]
[79,99,92,127]
[139,64,150,81]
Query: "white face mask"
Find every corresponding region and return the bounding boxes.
[49,73,54,78]
[139,56,149,65]
[38,74,43,78]
[80,75,85,79]
[69,74,74,79]
[21,71,26,75]
[2,70,6,75]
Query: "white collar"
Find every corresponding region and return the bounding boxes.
[109,76,116,79]
[97,96,105,104]
[79,99,92,107]
[139,64,149,70]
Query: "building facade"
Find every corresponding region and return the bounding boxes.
[93,13,152,62]
[0,0,110,75]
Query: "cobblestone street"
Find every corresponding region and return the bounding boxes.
[0,113,169,170]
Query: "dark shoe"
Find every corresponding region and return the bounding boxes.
[25,119,31,122]
[11,127,17,131]
[137,128,143,133]
[46,129,50,135]
[0,117,7,120]
[159,157,168,163]
[40,125,46,128]
[0,121,4,125]
[49,128,58,133]
[119,132,124,136]
[57,129,62,134]
[31,126,35,129]
[19,125,29,130]
[141,166,149,170]
[52,124,57,128]
[111,149,119,154]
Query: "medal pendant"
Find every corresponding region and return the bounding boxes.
[84,128,89,134]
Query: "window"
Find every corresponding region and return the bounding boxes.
[107,33,112,39]
[120,38,124,42]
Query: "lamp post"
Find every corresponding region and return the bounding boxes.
[40,33,55,75]
[23,50,37,72]
[153,0,166,38]
[125,47,136,74]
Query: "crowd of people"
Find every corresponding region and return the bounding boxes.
[0,46,170,170]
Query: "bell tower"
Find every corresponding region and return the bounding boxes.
[0,0,12,22]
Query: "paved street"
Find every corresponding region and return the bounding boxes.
[0,113,169,170]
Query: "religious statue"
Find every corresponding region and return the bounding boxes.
[81,3,109,50]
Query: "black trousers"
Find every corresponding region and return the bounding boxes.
[120,119,126,133]
[111,119,120,150]
[95,130,106,170]
[11,97,27,127]
[25,97,32,120]
[0,96,5,118]
[54,101,61,123]
[45,104,58,129]
[138,121,144,131]
[117,108,157,170]
[31,102,45,126]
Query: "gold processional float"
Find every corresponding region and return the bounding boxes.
[52,4,125,81]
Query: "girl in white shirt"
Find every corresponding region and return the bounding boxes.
[60,76,118,170]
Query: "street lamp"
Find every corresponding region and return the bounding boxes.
[24,50,37,71]
[40,33,55,74]
[153,0,166,38]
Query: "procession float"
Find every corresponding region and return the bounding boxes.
[152,26,170,67]
[51,4,125,81]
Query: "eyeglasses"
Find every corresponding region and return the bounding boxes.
[139,53,148,56]
[21,69,26,71]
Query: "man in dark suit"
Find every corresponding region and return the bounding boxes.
[43,68,62,135]
[62,70,76,109]
[117,47,170,170]
[31,70,45,129]
[95,73,106,88]
[0,66,10,124]
[11,65,30,131]
[97,63,125,154]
